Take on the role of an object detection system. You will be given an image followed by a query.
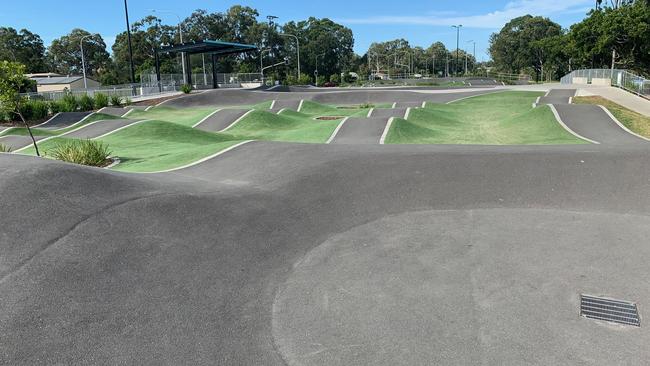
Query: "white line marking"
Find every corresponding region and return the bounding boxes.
[97,107,108,113]
[276,108,287,115]
[326,117,349,144]
[140,140,254,173]
[421,101,426,108]
[47,112,98,132]
[568,97,573,104]
[544,90,551,97]
[501,81,505,86]
[12,117,117,152]
[297,99,304,112]
[548,104,600,144]
[468,82,472,86]
[446,90,507,104]
[598,105,650,142]
[32,112,61,128]
[404,107,411,120]
[92,119,151,140]
[535,96,541,104]
[391,102,397,109]
[220,109,254,132]
[120,109,134,118]
[192,108,222,128]
[379,117,394,145]
[366,108,374,118]
[269,100,276,109]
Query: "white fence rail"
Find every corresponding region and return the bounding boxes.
[561,69,650,98]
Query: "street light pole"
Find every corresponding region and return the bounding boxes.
[80,34,94,89]
[279,33,300,79]
[467,40,476,74]
[452,25,462,77]
[123,0,135,83]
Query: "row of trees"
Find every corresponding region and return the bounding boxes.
[489,0,650,81]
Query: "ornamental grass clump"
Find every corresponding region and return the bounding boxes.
[49,139,112,167]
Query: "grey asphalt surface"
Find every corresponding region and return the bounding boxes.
[394,101,423,108]
[554,104,646,144]
[165,88,501,108]
[369,107,408,118]
[0,135,46,150]
[329,117,389,144]
[98,106,130,117]
[271,99,302,112]
[61,118,139,139]
[2,87,650,365]
[35,112,93,129]
[538,89,576,105]
[194,108,251,132]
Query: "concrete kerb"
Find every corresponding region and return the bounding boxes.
[404,108,412,120]
[269,100,277,109]
[598,105,650,142]
[379,117,395,145]
[548,104,600,144]
[366,108,374,118]
[326,117,349,144]
[297,100,305,112]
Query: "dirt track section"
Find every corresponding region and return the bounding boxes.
[554,104,646,144]
[36,112,93,129]
[329,117,389,144]
[194,109,251,132]
[3,142,650,365]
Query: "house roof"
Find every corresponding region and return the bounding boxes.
[158,40,258,55]
[32,76,85,85]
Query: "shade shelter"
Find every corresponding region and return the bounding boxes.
[155,40,258,90]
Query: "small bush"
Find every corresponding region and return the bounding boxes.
[359,102,375,109]
[0,144,11,152]
[94,93,109,109]
[30,100,49,120]
[78,94,95,111]
[18,101,33,120]
[49,139,112,167]
[61,94,78,112]
[123,97,132,106]
[48,100,61,114]
[110,95,123,107]
[329,74,341,84]
[181,84,192,94]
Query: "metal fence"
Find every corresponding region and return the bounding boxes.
[561,69,650,98]
[24,73,264,101]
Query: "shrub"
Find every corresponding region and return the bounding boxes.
[0,143,11,152]
[18,101,33,120]
[60,94,78,112]
[181,84,192,94]
[123,97,132,106]
[48,100,61,114]
[49,139,112,167]
[359,103,375,109]
[94,93,109,109]
[110,95,123,107]
[329,74,341,84]
[29,100,49,120]
[78,94,95,111]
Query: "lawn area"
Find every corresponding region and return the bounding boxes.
[20,120,243,172]
[224,109,340,143]
[128,106,217,127]
[573,96,650,138]
[386,91,586,145]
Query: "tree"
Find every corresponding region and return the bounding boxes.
[489,15,563,79]
[48,29,111,79]
[0,27,46,72]
[0,61,40,156]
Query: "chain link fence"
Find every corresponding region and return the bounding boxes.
[561,69,650,98]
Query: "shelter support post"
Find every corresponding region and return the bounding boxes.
[155,50,162,93]
[212,53,219,89]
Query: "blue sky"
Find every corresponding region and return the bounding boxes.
[2,0,595,60]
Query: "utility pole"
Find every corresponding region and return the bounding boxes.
[279,33,300,78]
[445,54,449,77]
[452,25,462,77]
[124,0,135,83]
[80,34,93,89]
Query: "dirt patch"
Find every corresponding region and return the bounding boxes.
[315,116,345,121]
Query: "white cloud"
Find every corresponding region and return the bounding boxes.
[338,0,592,28]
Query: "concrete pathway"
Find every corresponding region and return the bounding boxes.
[577,86,650,117]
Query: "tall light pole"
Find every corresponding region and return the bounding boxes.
[315,53,325,86]
[279,33,300,78]
[452,25,462,77]
[80,34,95,89]
[467,40,476,74]
[152,9,186,84]
[123,0,135,83]
[260,48,272,80]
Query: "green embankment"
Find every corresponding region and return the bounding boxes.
[127,106,216,127]
[386,91,586,145]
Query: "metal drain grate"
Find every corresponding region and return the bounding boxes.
[580,294,640,327]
